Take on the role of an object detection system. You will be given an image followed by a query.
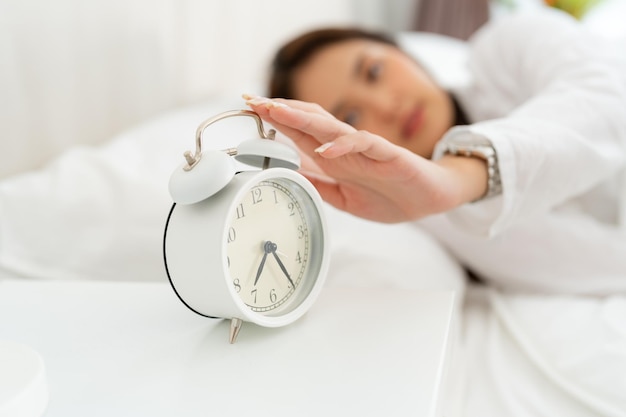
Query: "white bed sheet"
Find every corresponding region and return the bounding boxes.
[455,286,626,417]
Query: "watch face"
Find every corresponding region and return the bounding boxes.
[226,177,323,315]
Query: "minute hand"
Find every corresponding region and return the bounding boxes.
[270,247,296,288]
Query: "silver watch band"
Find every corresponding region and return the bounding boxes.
[442,143,502,201]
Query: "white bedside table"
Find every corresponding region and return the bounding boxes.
[0,279,456,417]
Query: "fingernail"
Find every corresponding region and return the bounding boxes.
[245,96,272,106]
[244,94,289,109]
[314,142,334,153]
[265,100,288,109]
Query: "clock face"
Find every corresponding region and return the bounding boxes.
[226,177,323,315]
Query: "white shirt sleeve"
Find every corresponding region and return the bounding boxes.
[433,9,626,237]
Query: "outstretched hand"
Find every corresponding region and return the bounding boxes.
[244,95,484,223]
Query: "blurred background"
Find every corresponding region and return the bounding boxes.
[1,0,624,179]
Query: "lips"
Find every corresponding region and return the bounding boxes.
[401,105,424,141]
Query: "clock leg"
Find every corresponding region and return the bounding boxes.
[229,318,243,344]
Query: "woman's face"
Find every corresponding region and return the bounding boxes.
[292,39,455,158]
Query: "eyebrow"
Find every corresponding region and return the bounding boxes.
[330,52,365,116]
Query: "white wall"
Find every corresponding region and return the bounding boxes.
[1,0,410,178]
[350,0,419,31]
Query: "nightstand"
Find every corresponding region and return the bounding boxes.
[0,279,456,417]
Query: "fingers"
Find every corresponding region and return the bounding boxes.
[243,94,354,147]
[243,94,411,165]
[244,97,318,152]
[314,130,405,163]
[244,94,331,116]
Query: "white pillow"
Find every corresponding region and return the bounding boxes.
[0,97,247,282]
[324,205,465,292]
[396,32,471,90]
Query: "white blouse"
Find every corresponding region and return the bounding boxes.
[422,9,626,295]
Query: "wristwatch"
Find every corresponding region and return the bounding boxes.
[442,143,502,201]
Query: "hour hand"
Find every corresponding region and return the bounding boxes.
[253,248,269,286]
[254,241,277,286]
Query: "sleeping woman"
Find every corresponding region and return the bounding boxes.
[244,8,626,295]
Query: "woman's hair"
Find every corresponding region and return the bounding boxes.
[269,27,397,99]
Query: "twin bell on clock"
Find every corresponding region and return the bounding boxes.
[163,110,330,343]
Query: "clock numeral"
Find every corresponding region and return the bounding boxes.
[233,278,241,293]
[227,227,236,243]
[236,203,245,219]
[296,251,302,264]
[273,190,279,204]
[297,224,306,239]
[251,187,262,205]
[288,202,296,216]
[269,289,277,303]
[251,289,257,303]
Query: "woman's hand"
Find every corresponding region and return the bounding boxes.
[244,95,487,223]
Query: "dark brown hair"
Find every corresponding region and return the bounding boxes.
[269,27,397,99]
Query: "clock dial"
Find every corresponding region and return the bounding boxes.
[226,178,320,314]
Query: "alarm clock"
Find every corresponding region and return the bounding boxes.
[163,110,330,343]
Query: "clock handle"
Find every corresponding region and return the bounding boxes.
[183,110,275,171]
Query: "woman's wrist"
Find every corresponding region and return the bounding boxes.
[436,154,490,205]
[435,139,502,205]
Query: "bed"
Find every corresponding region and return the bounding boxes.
[1,1,625,416]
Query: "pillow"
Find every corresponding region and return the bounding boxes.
[0,95,466,293]
[324,205,465,292]
[0,97,248,282]
[396,32,471,90]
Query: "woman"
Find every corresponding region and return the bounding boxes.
[244,9,626,294]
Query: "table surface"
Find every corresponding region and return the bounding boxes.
[0,279,456,417]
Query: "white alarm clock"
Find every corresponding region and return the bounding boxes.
[163,110,330,343]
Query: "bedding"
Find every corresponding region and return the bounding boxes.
[1,17,626,417]
[454,287,626,417]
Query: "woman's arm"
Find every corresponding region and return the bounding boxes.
[246,97,488,223]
